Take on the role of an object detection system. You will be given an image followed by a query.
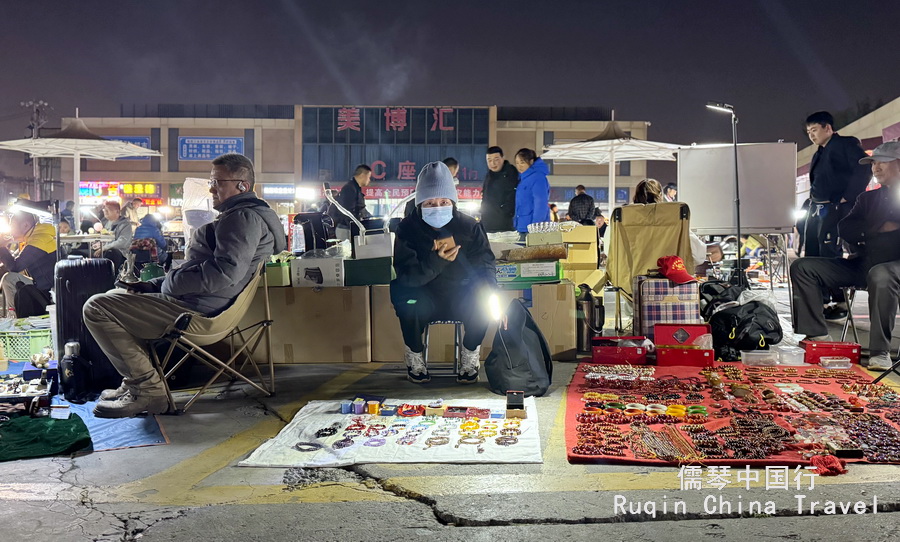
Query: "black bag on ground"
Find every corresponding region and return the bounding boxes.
[484,298,553,397]
[13,283,51,318]
[709,300,782,361]
[54,258,120,394]
[699,280,747,321]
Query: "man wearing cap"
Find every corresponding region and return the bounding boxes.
[803,111,871,322]
[790,141,900,371]
[391,162,497,384]
[0,200,57,317]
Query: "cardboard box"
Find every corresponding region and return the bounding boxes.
[526,225,598,246]
[370,284,525,362]
[562,242,598,265]
[563,225,599,244]
[562,262,598,286]
[530,282,577,361]
[496,261,562,284]
[344,257,393,286]
[264,262,291,287]
[238,286,371,363]
[291,258,343,287]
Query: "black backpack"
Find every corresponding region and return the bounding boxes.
[484,298,553,397]
[699,280,747,321]
[709,300,783,361]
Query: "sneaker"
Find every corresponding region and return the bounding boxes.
[99,383,128,401]
[823,305,849,323]
[93,391,169,418]
[457,346,480,384]
[405,347,430,383]
[867,352,894,371]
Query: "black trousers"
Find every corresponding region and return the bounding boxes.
[803,202,847,303]
[102,249,125,275]
[790,257,900,353]
[390,281,490,353]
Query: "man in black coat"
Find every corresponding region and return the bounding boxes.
[804,111,871,321]
[790,141,900,371]
[480,146,519,232]
[392,162,497,384]
[329,164,373,240]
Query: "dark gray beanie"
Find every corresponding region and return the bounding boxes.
[415,162,458,206]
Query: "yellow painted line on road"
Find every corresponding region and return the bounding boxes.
[108,365,380,505]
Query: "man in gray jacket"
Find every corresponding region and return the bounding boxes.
[84,153,287,417]
[93,201,133,272]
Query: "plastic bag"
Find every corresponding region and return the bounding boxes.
[738,289,778,313]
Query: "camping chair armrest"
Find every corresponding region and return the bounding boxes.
[172,313,193,333]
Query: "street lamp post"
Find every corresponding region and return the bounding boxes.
[706,101,743,287]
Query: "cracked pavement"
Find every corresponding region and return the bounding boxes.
[1,307,899,541]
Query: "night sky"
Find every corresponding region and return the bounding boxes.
[1,0,898,181]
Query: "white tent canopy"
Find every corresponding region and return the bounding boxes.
[0,116,162,197]
[541,120,681,213]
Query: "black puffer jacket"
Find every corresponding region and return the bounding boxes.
[393,208,497,291]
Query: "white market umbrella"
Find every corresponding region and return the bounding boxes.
[542,119,681,214]
[0,114,162,198]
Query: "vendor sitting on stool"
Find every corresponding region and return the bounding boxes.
[790,141,900,371]
[0,200,57,317]
[391,162,497,384]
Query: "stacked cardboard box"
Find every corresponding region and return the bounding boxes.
[527,225,598,285]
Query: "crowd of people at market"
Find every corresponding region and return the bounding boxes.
[0,107,897,418]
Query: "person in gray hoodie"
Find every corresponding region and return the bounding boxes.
[83,153,287,418]
[93,200,133,272]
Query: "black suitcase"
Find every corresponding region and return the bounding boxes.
[54,257,120,393]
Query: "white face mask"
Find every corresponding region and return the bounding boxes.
[421,205,453,228]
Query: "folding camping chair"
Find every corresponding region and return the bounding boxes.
[150,263,274,413]
[323,182,393,259]
[838,286,900,384]
[603,202,694,333]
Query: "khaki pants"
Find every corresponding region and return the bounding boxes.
[83,290,197,396]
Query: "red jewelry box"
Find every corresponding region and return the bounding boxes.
[591,336,648,365]
[799,340,861,364]
[654,323,716,367]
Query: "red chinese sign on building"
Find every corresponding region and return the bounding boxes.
[384,107,408,131]
[397,161,417,180]
[363,186,482,200]
[337,107,361,131]
[431,107,455,131]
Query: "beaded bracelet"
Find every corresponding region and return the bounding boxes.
[496,436,519,446]
[293,442,324,452]
[364,438,387,447]
[333,437,355,449]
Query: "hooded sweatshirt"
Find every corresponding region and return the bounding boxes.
[155,192,286,315]
[514,158,551,233]
[134,214,167,253]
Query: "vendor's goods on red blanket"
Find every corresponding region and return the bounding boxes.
[566,362,900,466]
[632,276,701,340]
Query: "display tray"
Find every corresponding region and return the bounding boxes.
[565,362,900,466]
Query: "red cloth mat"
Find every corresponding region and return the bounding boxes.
[565,362,896,466]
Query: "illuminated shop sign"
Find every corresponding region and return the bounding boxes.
[261,184,296,199]
[79,182,163,206]
[178,137,244,161]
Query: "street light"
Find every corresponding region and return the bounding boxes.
[706,101,743,286]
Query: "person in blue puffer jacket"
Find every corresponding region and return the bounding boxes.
[134,213,168,265]
[513,148,551,240]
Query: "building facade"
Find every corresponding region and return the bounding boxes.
[62,104,652,217]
